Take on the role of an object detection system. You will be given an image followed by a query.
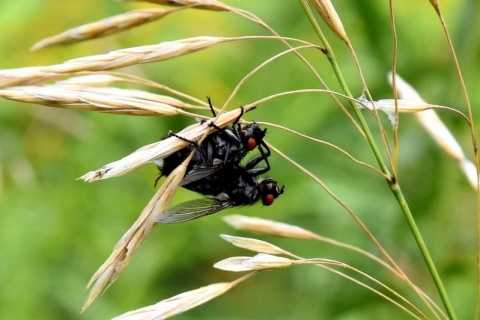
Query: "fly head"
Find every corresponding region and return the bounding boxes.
[257,178,284,206]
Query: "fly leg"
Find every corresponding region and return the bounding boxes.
[244,148,271,177]
[154,131,210,187]
[205,97,243,165]
[167,131,210,164]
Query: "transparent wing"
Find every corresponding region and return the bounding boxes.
[154,197,232,224]
[180,164,222,186]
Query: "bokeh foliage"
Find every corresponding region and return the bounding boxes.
[0,0,479,319]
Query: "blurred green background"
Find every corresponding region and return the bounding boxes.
[0,0,479,319]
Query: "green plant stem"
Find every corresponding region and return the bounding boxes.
[298,0,390,176]
[390,181,457,320]
[299,1,457,318]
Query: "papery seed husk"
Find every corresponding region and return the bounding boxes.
[224,214,318,239]
[31,9,175,50]
[214,254,293,272]
[220,234,288,255]
[214,256,256,272]
[309,0,348,41]
[0,86,195,116]
[82,162,187,311]
[113,282,233,320]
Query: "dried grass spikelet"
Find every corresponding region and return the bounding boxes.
[57,74,208,109]
[357,97,443,114]
[220,234,290,255]
[0,36,231,88]
[120,0,229,11]
[50,36,229,73]
[214,254,346,272]
[31,8,178,50]
[214,253,293,272]
[113,282,234,320]
[224,214,318,239]
[82,103,249,310]
[388,72,477,190]
[0,67,65,88]
[57,74,125,86]
[0,85,202,116]
[0,71,123,89]
[82,155,189,312]
[309,0,348,42]
[80,106,248,182]
[356,96,449,125]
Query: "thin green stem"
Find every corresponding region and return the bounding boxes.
[390,181,457,320]
[431,5,479,318]
[299,1,457,318]
[298,0,390,177]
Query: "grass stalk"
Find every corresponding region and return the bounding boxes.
[390,181,457,320]
[300,0,457,318]
[429,3,480,317]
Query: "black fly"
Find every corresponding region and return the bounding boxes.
[155,97,270,187]
[154,158,284,223]
[153,97,284,223]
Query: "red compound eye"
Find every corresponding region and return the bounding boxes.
[263,194,275,206]
[247,137,257,150]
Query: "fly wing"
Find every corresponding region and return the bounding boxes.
[154,197,232,224]
[156,160,222,187]
[180,164,222,186]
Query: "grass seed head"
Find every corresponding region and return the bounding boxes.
[388,73,476,189]
[82,162,187,311]
[31,8,176,50]
[224,214,318,239]
[0,85,197,116]
[309,0,348,41]
[113,282,233,320]
[53,36,226,72]
[214,253,293,272]
[80,107,245,182]
[220,234,290,255]
[1,36,238,88]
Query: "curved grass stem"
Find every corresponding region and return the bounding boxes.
[299,0,457,318]
[298,0,390,177]
[390,181,457,320]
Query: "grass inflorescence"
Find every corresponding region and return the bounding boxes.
[1,0,478,319]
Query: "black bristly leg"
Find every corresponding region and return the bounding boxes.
[206,106,245,135]
[206,96,248,123]
[167,132,209,165]
[205,96,246,134]
[154,174,162,187]
[205,98,244,164]
[167,131,199,147]
[244,149,271,177]
[205,97,242,146]
[205,96,257,144]
[258,139,271,159]
[206,96,216,117]
[256,141,271,170]
[233,106,245,124]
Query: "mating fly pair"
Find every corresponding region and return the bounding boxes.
[154,97,284,224]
